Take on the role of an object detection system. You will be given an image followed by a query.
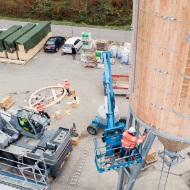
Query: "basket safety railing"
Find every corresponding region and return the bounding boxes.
[93,136,143,173]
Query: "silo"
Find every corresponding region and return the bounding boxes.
[130,0,190,152]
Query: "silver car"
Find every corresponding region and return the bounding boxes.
[62,37,83,54]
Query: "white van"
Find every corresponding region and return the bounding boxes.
[62,37,83,54]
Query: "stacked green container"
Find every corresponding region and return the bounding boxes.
[0,25,22,52]
[4,23,36,53]
[16,21,51,51]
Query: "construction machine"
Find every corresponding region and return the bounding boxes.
[87,56,126,135]
[92,52,143,173]
[0,107,72,177]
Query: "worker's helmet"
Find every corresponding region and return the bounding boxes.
[128,127,136,134]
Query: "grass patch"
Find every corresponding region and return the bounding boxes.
[0,16,131,31]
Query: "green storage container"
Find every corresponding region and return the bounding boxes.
[16,21,51,51]
[0,25,22,52]
[4,23,36,53]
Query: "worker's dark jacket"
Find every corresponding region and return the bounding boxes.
[72,47,76,54]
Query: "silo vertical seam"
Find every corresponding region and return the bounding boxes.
[131,0,140,93]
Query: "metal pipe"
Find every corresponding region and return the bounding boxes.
[131,0,140,92]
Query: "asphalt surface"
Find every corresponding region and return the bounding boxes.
[0,19,131,43]
[0,20,190,190]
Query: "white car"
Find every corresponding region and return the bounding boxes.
[62,37,83,54]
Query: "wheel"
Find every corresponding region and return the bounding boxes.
[87,124,97,135]
[119,117,127,125]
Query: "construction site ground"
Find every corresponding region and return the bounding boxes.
[0,20,190,190]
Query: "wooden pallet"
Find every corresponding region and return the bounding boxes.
[0,58,26,65]
[144,156,158,167]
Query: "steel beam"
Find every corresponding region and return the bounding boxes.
[117,168,124,190]
[126,110,133,130]
[125,132,156,190]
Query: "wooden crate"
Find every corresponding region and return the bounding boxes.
[71,100,78,108]
[146,148,156,161]
[144,148,158,167]
[7,51,19,60]
[0,50,8,58]
[72,136,79,146]
[145,156,158,167]
[54,111,62,120]
[0,95,15,109]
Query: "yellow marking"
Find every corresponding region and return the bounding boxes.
[60,161,65,169]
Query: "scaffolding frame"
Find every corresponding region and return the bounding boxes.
[0,154,51,190]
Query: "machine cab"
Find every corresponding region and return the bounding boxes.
[14,108,49,139]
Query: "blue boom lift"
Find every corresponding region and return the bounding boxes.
[87,55,126,136]
[92,51,143,173]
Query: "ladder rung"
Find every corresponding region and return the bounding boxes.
[73,172,80,175]
[69,181,77,185]
[73,174,80,178]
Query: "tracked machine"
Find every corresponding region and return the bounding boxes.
[0,107,72,177]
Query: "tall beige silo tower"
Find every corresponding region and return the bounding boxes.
[119,1,190,190]
[130,0,190,152]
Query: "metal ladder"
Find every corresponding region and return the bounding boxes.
[158,148,185,190]
[68,149,89,189]
[158,158,172,190]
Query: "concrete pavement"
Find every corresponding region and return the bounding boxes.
[0,20,190,190]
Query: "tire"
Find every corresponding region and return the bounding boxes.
[119,117,127,125]
[87,124,97,135]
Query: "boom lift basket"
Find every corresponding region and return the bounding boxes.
[93,137,143,173]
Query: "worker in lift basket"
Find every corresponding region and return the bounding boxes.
[120,127,147,161]
[64,79,70,95]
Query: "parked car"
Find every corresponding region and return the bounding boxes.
[44,36,66,52]
[62,37,83,54]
